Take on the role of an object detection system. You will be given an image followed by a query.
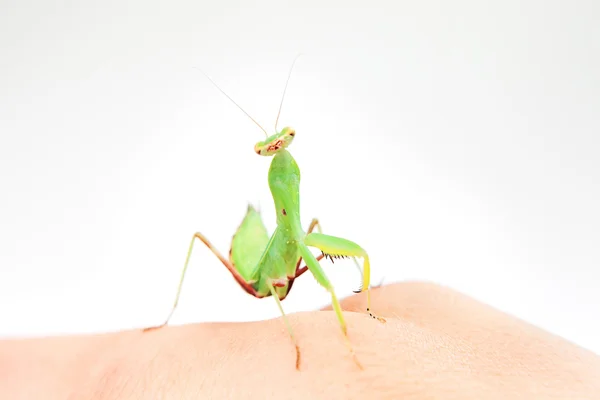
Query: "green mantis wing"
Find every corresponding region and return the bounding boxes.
[230,205,270,283]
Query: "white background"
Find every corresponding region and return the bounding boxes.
[1,1,598,354]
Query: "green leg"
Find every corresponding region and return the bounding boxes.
[297,243,363,369]
[296,255,369,294]
[144,232,259,331]
[305,233,386,323]
[267,280,301,370]
[294,253,322,278]
[295,221,367,285]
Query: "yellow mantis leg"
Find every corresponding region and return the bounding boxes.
[304,232,385,323]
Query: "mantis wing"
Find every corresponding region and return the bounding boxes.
[230,205,270,283]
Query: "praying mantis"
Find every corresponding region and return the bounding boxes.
[144,57,385,370]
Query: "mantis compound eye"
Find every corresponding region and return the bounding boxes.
[281,127,295,137]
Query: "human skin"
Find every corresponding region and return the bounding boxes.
[1,282,599,399]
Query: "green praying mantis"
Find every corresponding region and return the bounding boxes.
[144,57,386,370]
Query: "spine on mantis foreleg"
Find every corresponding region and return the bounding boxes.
[305,232,372,291]
[305,232,383,321]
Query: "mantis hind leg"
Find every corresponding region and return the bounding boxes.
[305,233,386,324]
[297,243,363,369]
[144,232,259,331]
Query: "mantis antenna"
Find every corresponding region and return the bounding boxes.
[274,53,302,133]
[193,66,269,137]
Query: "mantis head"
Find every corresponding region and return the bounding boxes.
[199,56,301,157]
[254,127,295,156]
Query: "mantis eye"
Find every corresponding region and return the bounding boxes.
[281,127,295,137]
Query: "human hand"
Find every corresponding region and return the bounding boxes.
[1,282,598,399]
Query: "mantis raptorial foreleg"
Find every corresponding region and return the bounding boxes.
[144,232,259,331]
[304,233,386,323]
[294,226,385,322]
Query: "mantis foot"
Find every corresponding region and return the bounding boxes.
[142,320,168,332]
[367,307,387,323]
